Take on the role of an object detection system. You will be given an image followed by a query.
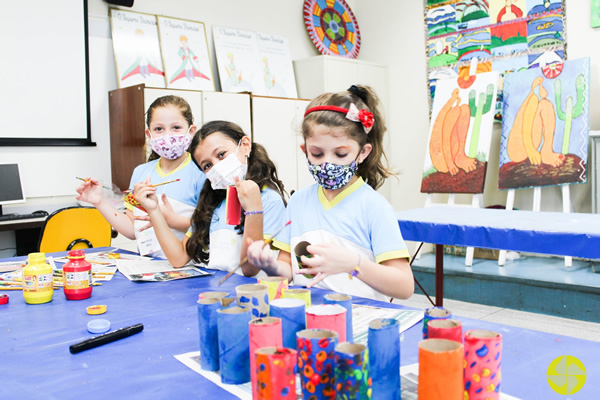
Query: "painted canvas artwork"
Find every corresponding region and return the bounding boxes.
[489,0,526,23]
[157,16,214,91]
[456,0,490,29]
[110,9,165,89]
[424,0,566,122]
[499,57,590,189]
[422,67,499,193]
[592,0,600,28]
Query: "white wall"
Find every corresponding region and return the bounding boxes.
[2,0,598,215]
[354,0,600,213]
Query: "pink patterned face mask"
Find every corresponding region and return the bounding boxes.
[150,129,192,160]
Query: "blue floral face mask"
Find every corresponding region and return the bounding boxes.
[307,159,359,190]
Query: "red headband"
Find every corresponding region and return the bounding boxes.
[304,103,374,134]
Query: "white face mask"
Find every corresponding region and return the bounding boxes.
[205,141,248,190]
[149,127,193,160]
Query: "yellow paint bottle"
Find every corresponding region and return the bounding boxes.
[23,252,53,304]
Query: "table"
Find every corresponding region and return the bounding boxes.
[0,216,46,256]
[397,206,600,307]
[3,247,600,399]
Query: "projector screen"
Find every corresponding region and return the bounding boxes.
[0,0,93,146]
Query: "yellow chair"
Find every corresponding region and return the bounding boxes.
[38,207,112,253]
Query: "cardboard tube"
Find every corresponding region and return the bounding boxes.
[296,329,339,399]
[464,330,502,400]
[422,306,452,339]
[368,318,400,399]
[198,291,229,301]
[270,298,306,348]
[428,319,463,343]
[306,304,347,342]
[255,347,297,399]
[257,276,289,300]
[418,339,463,400]
[249,317,283,399]
[236,283,270,319]
[334,342,371,398]
[324,293,353,343]
[216,306,251,384]
[281,288,311,307]
[197,298,220,371]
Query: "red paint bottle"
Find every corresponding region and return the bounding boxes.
[62,250,92,300]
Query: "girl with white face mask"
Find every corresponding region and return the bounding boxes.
[134,121,287,277]
[76,95,205,258]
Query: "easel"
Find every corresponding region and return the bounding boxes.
[419,57,485,267]
[497,184,573,266]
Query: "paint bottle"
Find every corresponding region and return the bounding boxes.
[23,252,53,304]
[62,249,92,300]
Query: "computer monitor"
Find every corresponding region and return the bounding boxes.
[0,163,26,216]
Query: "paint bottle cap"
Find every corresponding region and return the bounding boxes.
[87,305,107,315]
[87,319,111,334]
[0,294,9,305]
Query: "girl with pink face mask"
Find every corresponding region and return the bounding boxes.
[134,120,287,277]
[76,95,205,258]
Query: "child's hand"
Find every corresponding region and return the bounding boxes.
[133,178,159,212]
[246,238,278,271]
[75,177,104,206]
[234,178,262,213]
[160,193,177,225]
[297,243,359,287]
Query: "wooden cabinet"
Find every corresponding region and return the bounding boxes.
[108,85,251,191]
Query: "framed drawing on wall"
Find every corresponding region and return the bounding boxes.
[110,9,166,89]
[157,16,215,91]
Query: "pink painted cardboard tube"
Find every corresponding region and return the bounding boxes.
[305,304,347,343]
[249,317,282,399]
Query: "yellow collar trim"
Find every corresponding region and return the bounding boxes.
[155,152,191,178]
[318,177,365,211]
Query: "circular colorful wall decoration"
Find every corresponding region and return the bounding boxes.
[303,0,361,58]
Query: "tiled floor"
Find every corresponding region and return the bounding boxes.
[394,293,600,342]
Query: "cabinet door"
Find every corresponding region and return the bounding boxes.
[201,91,252,135]
[323,57,359,93]
[252,96,304,194]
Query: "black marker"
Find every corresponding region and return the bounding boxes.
[69,323,144,354]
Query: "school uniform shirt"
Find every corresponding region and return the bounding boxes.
[126,153,205,258]
[272,177,410,301]
[187,187,286,276]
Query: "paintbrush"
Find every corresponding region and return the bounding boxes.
[122,178,181,194]
[217,219,292,286]
[76,177,112,190]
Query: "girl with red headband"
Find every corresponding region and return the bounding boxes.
[247,85,414,301]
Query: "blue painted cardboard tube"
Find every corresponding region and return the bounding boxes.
[324,293,353,342]
[197,298,221,371]
[269,298,306,348]
[217,306,252,384]
[368,318,400,400]
[422,306,452,339]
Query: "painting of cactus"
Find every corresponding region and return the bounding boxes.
[421,69,499,193]
[499,57,590,190]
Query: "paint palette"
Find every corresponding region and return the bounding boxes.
[122,192,147,213]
